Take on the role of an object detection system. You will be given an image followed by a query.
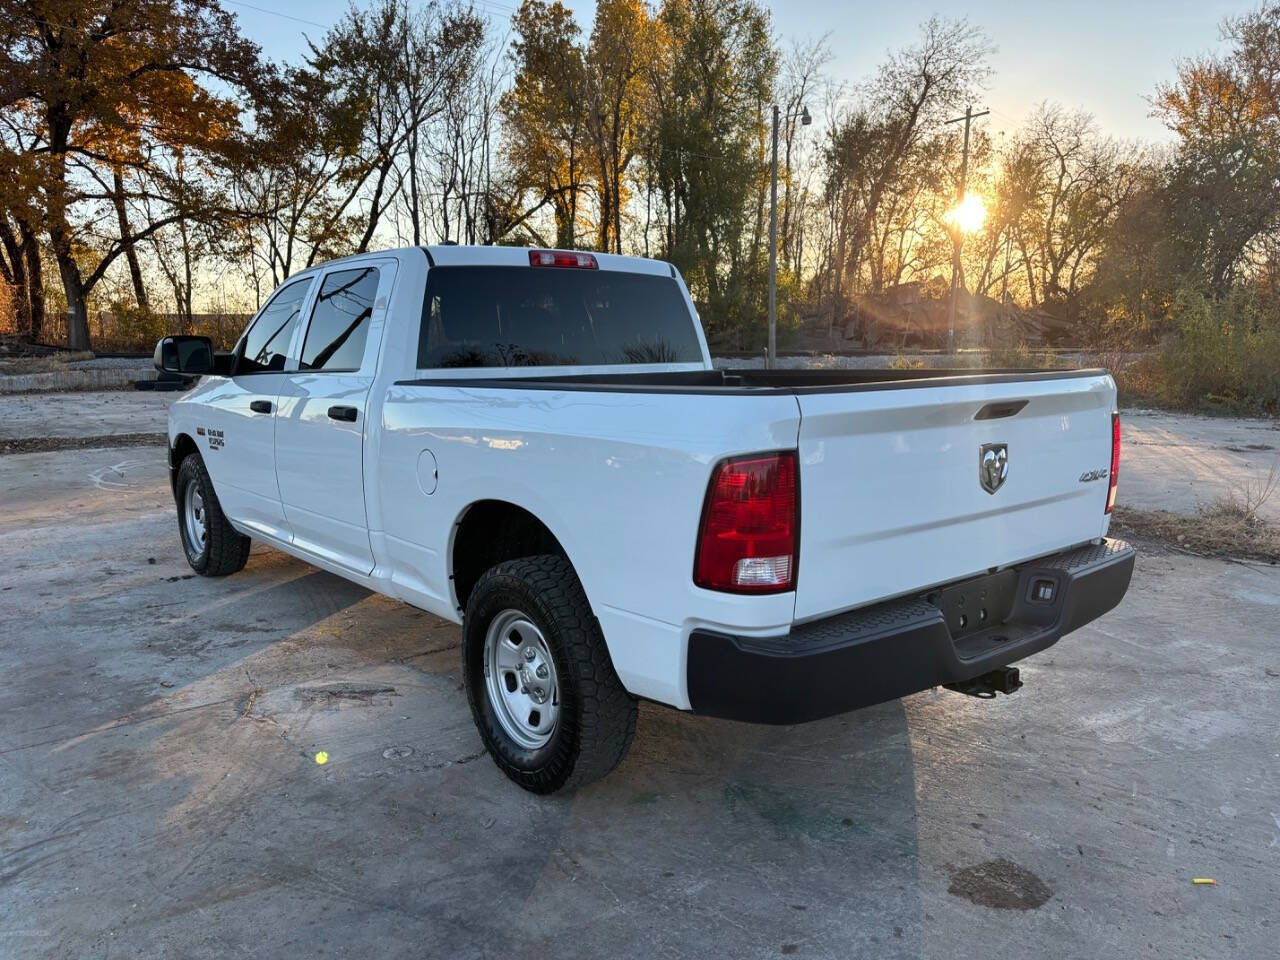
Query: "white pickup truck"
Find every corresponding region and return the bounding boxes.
[155,245,1134,793]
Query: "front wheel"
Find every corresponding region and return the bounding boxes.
[175,452,251,576]
[463,555,637,793]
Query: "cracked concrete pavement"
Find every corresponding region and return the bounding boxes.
[1,390,1278,958]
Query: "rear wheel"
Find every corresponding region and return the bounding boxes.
[176,453,250,576]
[463,555,636,793]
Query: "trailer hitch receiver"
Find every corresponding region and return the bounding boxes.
[944,666,1022,699]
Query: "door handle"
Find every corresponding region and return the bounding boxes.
[249,400,273,414]
[327,405,358,422]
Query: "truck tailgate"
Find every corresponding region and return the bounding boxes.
[793,372,1116,621]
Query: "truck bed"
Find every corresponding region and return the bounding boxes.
[392,364,1118,623]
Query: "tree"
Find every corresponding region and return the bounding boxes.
[777,37,831,279]
[227,66,365,293]
[502,0,591,248]
[1154,4,1280,297]
[0,116,45,339]
[646,0,778,343]
[417,33,509,245]
[141,147,221,329]
[1088,160,1177,341]
[583,0,656,252]
[306,0,485,257]
[0,208,44,339]
[817,18,990,336]
[0,0,265,348]
[1000,105,1144,307]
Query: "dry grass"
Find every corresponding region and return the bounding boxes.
[1112,460,1280,562]
[0,351,95,373]
[1,433,167,455]
[976,342,1060,369]
[1110,503,1280,564]
[1210,461,1279,522]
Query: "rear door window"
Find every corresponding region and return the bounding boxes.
[418,266,702,368]
[300,266,380,372]
[235,278,312,374]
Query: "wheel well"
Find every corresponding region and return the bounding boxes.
[451,500,569,611]
[171,433,199,492]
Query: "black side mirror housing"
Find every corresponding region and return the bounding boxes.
[154,336,215,375]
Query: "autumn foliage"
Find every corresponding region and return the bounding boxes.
[0,0,1278,379]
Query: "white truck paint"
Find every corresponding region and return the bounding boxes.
[159,245,1133,792]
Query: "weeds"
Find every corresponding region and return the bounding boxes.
[889,353,926,370]
[0,351,95,373]
[978,342,1059,369]
[1110,461,1280,563]
[1154,288,1280,415]
[1205,461,1279,525]
[1110,505,1280,563]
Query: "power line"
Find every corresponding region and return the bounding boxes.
[469,0,520,17]
[221,0,328,29]
[986,106,1023,131]
[218,0,518,37]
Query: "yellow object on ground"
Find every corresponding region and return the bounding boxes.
[315,751,329,765]
[1192,878,1216,885]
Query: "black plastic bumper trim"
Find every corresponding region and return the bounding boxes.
[687,538,1135,724]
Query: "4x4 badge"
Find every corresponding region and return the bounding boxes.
[980,442,1008,494]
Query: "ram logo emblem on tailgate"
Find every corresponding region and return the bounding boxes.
[979,442,1009,494]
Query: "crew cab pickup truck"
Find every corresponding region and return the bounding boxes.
[155,245,1134,793]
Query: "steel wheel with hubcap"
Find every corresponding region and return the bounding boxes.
[183,482,209,560]
[463,554,637,793]
[175,452,251,577]
[484,610,560,749]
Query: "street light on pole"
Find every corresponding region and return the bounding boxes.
[768,103,811,369]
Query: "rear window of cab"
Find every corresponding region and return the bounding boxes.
[418,266,703,369]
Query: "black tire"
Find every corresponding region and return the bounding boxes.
[463,555,637,793]
[175,453,251,577]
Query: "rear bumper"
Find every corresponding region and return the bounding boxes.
[687,538,1135,724]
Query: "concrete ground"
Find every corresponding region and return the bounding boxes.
[1,392,1278,959]
[0,390,174,439]
[1122,409,1280,521]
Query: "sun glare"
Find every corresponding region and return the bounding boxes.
[944,193,987,234]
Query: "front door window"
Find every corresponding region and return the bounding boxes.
[236,279,312,374]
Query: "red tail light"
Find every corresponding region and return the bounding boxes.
[1106,412,1121,513]
[694,452,798,594]
[528,249,598,269]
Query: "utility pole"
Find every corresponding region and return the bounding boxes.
[768,102,811,369]
[944,105,988,354]
[768,104,779,369]
[994,128,1010,347]
[998,229,1012,344]
[768,104,778,368]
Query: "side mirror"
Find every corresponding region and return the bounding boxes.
[154,335,214,375]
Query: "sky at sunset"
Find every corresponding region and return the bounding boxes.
[224,0,1243,140]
